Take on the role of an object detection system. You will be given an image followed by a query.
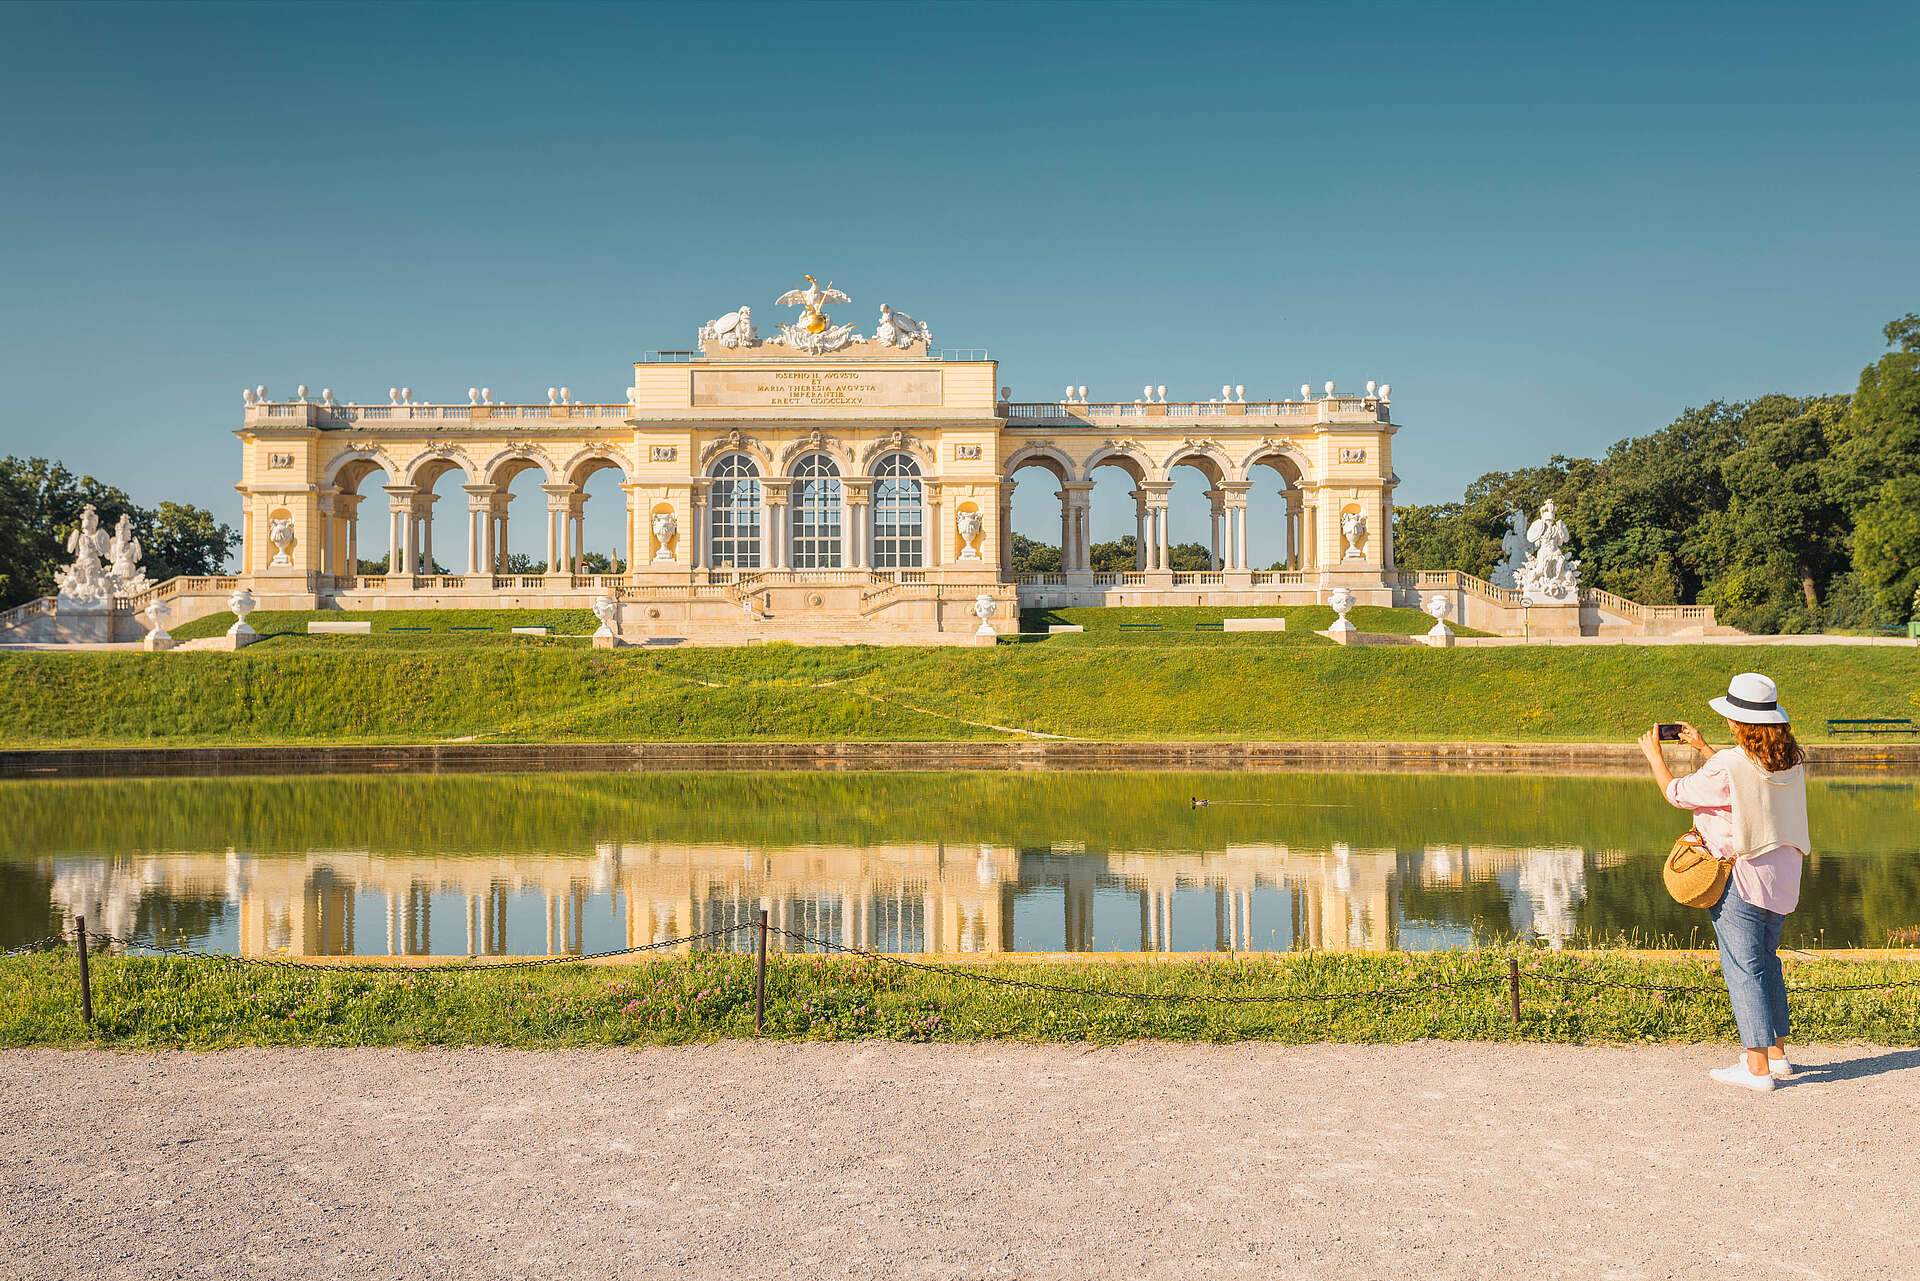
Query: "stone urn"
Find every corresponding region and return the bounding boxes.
[591,595,619,639]
[227,588,258,638]
[956,510,984,561]
[1423,592,1454,641]
[268,518,295,568]
[1326,587,1357,637]
[971,592,998,637]
[142,599,176,651]
[651,511,677,564]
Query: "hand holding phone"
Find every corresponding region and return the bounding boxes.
[1656,723,1682,742]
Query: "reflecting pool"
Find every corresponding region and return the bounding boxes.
[2,771,1915,955]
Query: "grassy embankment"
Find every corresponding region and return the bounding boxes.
[2,602,1916,746]
[3,949,1916,1048]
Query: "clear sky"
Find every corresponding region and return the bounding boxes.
[2,0,1915,567]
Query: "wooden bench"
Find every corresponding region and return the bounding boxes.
[1192,622,1224,631]
[1118,623,1162,631]
[388,626,430,633]
[1826,718,1917,737]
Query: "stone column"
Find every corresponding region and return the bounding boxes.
[1056,487,1071,570]
[1282,489,1302,570]
[1143,482,1173,572]
[462,484,494,576]
[929,483,946,568]
[1206,490,1223,570]
[845,480,873,570]
[383,485,415,575]
[1381,484,1397,570]
[338,493,360,578]
[315,494,335,579]
[1060,481,1095,573]
[540,483,574,576]
[763,481,791,571]
[1216,481,1252,571]
[690,489,706,571]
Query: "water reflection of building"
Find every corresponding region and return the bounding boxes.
[37,839,1611,957]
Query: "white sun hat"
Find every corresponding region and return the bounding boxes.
[1709,672,1790,725]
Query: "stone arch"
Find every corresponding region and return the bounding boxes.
[479,445,557,488]
[559,444,632,488]
[777,430,853,476]
[856,430,936,475]
[1000,442,1077,484]
[404,444,480,489]
[1239,439,1313,486]
[1081,440,1152,485]
[1158,441,1232,485]
[325,445,402,494]
[698,429,773,471]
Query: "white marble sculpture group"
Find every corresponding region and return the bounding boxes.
[702,276,929,356]
[1492,500,1581,602]
[55,505,150,612]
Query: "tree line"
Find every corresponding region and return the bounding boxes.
[1394,314,1920,632]
[0,458,238,609]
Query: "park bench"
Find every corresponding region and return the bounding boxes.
[1825,718,1917,737]
[1119,623,1162,631]
[1192,622,1223,631]
[388,626,430,633]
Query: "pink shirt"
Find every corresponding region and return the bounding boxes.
[1665,753,1803,914]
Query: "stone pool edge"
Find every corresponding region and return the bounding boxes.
[3,739,1917,778]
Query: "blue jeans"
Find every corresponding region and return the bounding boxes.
[1709,881,1790,1049]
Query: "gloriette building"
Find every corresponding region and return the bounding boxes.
[4,276,1722,644]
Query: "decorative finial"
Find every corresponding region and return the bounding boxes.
[321,388,334,405]
[1324,381,1335,396]
[296,384,309,402]
[1077,385,1087,402]
[242,388,256,405]
[481,387,492,403]
[1156,385,1166,403]
[1234,385,1244,402]
[389,387,401,404]
[468,387,479,404]
[1379,383,1391,399]
[547,387,559,404]
[1300,383,1311,400]
[401,387,412,403]
[560,387,571,404]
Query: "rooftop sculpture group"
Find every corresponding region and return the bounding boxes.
[701,276,929,356]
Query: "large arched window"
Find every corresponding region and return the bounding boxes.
[790,453,842,569]
[708,454,762,569]
[870,452,924,568]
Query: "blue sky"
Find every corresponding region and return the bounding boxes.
[2,0,1915,566]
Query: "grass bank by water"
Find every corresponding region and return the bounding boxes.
[4,950,1916,1048]
[0,636,1914,746]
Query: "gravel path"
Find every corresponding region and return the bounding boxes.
[4,1042,1916,1280]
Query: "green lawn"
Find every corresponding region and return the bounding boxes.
[0,635,1914,746]
[1018,603,1492,641]
[170,608,599,643]
[4,949,1916,1047]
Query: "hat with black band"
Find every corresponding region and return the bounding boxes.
[1708,672,1790,725]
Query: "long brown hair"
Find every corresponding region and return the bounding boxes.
[1732,720,1806,773]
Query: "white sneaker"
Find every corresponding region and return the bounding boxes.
[1769,1055,1793,1078]
[1710,1059,1776,1092]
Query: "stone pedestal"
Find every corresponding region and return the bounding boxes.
[1520,599,1583,639]
[1317,567,1396,608]
[142,632,177,652]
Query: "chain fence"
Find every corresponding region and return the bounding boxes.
[10,916,1920,1035]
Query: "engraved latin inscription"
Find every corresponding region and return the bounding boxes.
[692,369,943,408]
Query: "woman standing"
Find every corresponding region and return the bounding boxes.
[1638,672,1811,1093]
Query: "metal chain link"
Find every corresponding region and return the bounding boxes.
[78,924,752,974]
[1,932,71,958]
[1540,973,1920,996]
[768,925,1507,1004]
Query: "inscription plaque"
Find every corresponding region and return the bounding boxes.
[692,368,942,409]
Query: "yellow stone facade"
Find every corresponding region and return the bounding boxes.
[227,293,1405,643]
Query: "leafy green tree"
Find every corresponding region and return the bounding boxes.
[144,501,240,580]
[1088,534,1138,572]
[1010,532,1061,573]
[1167,541,1214,571]
[1829,314,1920,617]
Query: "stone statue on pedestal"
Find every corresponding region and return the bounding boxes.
[1517,500,1581,603]
[56,505,150,612]
[651,512,677,563]
[1491,510,1528,590]
[956,510,984,561]
[1340,511,1367,561]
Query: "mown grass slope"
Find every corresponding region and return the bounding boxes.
[0,638,1914,746]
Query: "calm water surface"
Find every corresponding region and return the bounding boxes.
[2,771,1915,955]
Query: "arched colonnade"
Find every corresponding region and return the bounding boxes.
[318,441,952,578]
[999,440,1319,572]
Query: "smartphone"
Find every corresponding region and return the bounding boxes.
[1657,723,1682,742]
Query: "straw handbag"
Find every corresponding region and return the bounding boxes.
[1664,828,1730,908]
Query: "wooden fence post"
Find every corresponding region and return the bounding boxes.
[1508,957,1521,1027]
[754,908,769,1035]
[76,914,93,1027]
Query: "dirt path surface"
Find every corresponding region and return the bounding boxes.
[4,1042,1916,1280]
